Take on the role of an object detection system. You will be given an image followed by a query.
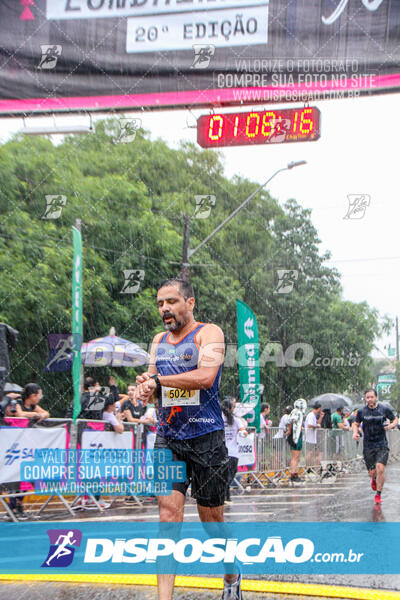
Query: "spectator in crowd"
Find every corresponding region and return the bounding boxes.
[66,376,119,420]
[321,407,332,429]
[102,396,124,433]
[229,396,242,419]
[331,406,351,458]
[332,406,351,432]
[221,398,248,503]
[7,383,50,519]
[305,402,324,466]
[2,393,22,418]
[13,383,49,421]
[343,407,351,427]
[274,406,293,440]
[122,383,145,423]
[139,393,158,450]
[286,399,307,482]
[65,376,97,419]
[107,375,120,402]
[260,402,272,438]
[272,406,293,469]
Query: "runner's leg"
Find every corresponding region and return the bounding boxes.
[375,462,385,492]
[197,504,238,584]
[157,490,186,600]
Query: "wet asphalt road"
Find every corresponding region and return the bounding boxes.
[0,581,353,600]
[1,462,399,598]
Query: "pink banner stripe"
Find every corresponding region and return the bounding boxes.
[0,73,399,114]
[4,417,30,427]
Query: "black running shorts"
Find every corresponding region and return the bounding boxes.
[363,446,389,471]
[154,429,229,508]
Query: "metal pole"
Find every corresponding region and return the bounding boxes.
[74,218,84,407]
[396,316,399,361]
[188,167,289,259]
[181,214,190,280]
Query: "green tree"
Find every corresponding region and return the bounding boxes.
[0,124,383,417]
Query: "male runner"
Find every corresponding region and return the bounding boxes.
[352,388,398,504]
[136,278,241,600]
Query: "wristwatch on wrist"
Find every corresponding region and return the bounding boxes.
[151,373,161,387]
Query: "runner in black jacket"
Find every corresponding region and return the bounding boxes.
[352,388,398,504]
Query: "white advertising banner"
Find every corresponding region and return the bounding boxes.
[81,430,133,450]
[126,6,268,52]
[0,427,67,484]
[238,432,256,467]
[46,0,268,20]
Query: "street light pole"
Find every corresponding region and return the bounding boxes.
[181,214,190,280]
[187,161,306,262]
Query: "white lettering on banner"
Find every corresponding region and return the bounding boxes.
[126,7,268,52]
[81,430,133,451]
[47,0,268,20]
[0,428,67,484]
[84,535,315,564]
[238,432,255,467]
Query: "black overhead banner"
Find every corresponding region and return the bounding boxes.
[0,0,399,114]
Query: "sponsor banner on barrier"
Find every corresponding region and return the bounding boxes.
[0,427,67,484]
[238,432,255,467]
[81,429,134,451]
[0,522,398,574]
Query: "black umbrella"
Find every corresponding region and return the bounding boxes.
[310,393,352,410]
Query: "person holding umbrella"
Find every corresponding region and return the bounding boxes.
[352,388,398,504]
[286,399,307,482]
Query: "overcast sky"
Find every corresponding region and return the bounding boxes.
[2,92,398,357]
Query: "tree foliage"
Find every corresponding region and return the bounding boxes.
[0,121,382,417]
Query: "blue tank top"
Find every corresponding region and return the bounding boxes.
[155,323,224,440]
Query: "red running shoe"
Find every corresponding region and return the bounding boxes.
[371,478,377,491]
[374,494,382,505]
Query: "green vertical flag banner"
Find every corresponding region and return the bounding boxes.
[72,226,83,422]
[236,299,261,432]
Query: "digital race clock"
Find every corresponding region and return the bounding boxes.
[197,107,320,148]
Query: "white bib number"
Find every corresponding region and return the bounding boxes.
[161,387,200,407]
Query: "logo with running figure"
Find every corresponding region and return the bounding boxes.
[275,270,298,294]
[42,529,82,568]
[191,45,215,69]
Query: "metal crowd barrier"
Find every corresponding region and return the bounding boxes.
[249,427,400,487]
[1,419,400,518]
[0,417,145,521]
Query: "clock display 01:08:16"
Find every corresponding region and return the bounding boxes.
[200,107,320,147]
